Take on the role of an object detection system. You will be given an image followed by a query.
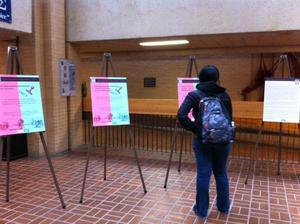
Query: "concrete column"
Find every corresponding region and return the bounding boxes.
[42,0,68,154]
[19,0,68,156]
[66,43,84,150]
[19,0,45,157]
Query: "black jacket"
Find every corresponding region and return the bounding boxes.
[177,81,232,134]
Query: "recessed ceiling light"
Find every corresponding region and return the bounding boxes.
[139,40,189,46]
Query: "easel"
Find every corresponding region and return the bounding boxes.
[164,56,199,188]
[0,46,66,208]
[79,53,147,204]
[245,54,294,184]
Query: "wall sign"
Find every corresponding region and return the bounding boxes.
[0,75,45,136]
[144,77,156,87]
[0,0,11,24]
[90,77,130,126]
[59,59,76,96]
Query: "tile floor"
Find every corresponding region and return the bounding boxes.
[0,151,299,224]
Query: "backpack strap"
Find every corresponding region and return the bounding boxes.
[196,90,218,105]
[215,93,231,120]
[196,89,207,99]
[196,90,209,111]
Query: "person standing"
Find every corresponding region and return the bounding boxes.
[177,65,233,219]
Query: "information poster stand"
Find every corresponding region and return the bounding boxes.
[245,54,298,184]
[0,46,66,208]
[79,53,147,204]
[164,56,199,188]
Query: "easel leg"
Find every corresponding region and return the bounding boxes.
[177,128,184,172]
[277,123,283,175]
[39,132,66,209]
[245,121,264,184]
[0,137,3,176]
[6,137,10,202]
[128,127,147,193]
[104,127,107,181]
[80,125,94,203]
[298,124,300,163]
[164,121,178,188]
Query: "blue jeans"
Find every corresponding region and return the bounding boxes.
[192,138,231,218]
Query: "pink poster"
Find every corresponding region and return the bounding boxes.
[90,77,130,127]
[177,78,199,120]
[0,75,45,136]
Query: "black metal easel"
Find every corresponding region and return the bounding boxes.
[79,53,147,204]
[245,54,294,184]
[0,46,66,208]
[164,56,199,188]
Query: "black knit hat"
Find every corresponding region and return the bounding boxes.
[198,65,220,82]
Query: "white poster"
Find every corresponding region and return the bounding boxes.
[263,80,300,123]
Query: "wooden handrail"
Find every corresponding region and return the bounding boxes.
[82,98,263,119]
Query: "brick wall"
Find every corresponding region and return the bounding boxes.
[0,41,10,73]
[79,53,263,101]
[78,49,295,101]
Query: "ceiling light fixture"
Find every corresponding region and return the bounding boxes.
[139,40,189,46]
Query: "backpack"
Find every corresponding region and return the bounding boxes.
[198,93,234,144]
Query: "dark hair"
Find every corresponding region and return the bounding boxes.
[198,65,220,82]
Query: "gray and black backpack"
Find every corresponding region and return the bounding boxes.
[198,93,235,144]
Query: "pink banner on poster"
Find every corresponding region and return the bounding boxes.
[91,78,112,126]
[0,77,22,136]
[177,78,199,120]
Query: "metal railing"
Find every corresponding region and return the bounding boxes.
[83,114,300,163]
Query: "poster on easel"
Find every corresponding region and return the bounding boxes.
[263,79,300,123]
[177,78,198,120]
[90,77,130,126]
[0,75,45,136]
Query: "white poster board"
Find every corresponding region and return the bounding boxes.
[263,79,300,123]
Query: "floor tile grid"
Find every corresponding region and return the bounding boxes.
[0,152,299,223]
[224,160,246,224]
[75,158,143,224]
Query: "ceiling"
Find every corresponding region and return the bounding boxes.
[2,29,300,57]
[75,30,300,54]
